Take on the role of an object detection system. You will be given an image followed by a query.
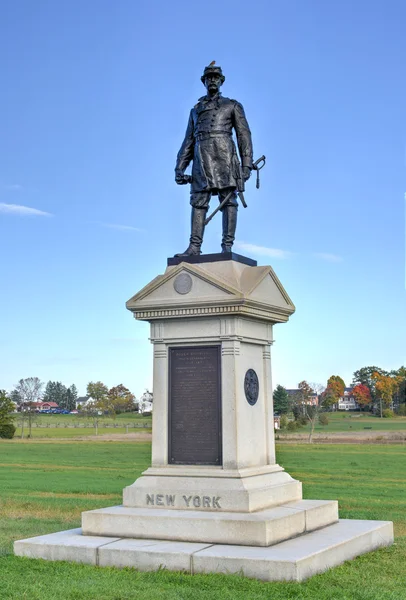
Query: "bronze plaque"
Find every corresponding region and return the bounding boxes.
[169,346,222,465]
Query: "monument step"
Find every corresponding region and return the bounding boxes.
[81,499,338,547]
[123,468,302,513]
[14,519,393,582]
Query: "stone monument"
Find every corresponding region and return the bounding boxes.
[14,64,393,581]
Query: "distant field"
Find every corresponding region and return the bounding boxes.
[13,412,152,438]
[279,412,406,434]
[0,440,405,599]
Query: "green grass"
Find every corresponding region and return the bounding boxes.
[279,411,406,435]
[13,426,152,439]
[12,413,152,438]
[1,441,405,599]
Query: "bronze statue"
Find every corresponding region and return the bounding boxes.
[175,62,254,256]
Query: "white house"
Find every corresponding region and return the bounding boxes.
[337,387,359,411]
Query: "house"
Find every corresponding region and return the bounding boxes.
[337,387,359,411]
[76,396,90,409]
[37,402,59,412]
[286,389,319,406]
[138,390,153,415]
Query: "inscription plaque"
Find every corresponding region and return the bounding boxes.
[169,346,222,465]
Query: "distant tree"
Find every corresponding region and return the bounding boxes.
[352,384,372,409]
[43,381,69,408]
[273,385,290,414]
[65,384,78,412]
[319,413,329,426]
[391,367,406,411]
[327,376,345,398]
[298,381,313,403]
[107,384,135,415]
[0,390,16,438]
[320,387,338,410]
[87,381,108,404]
[352,366,388,402]
[8,389,21,408]
[14,377,44,438]
[372,372,402,417]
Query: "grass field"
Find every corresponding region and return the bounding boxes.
[0,441,405,599]
[278,411,406,436]
[11,411,406,440]
[13,412,152,439]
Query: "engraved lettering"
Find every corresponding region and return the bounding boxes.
[166,494,176,506]
[193,496,201,508]
[202,496,211,508]
[146,494,154,505]
[183,495,192,507]
[156,494,164,506]
[212,496,221,509]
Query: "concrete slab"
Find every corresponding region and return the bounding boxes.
[14,519,393,581]
[99,539,212,571]
[13,528,120,565]
[82,499,338,547]
[193,519,394,581]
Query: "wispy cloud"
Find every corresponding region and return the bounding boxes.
[313,252,343,263]
[235,241,293,259]
[94,221,145,233]
[3,183,23,191]
[0,203,52,217]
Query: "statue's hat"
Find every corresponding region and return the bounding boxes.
[201,61,225,84]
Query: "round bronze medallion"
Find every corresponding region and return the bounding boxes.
[244,369,259,406]
[173,273,193,295]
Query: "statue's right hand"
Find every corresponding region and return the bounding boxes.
[175,169,185,185]
[175,171,192,185]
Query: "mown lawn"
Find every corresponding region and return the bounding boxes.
[279,412,406,435]
[0,441,405,599]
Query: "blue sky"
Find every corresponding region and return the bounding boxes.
[0,0,405,398]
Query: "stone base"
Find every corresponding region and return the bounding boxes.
[14,520,394,582]
[123,465,302,513]
[82,499,338,547]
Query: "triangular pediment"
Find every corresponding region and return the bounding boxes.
[126,263,242,311]
[241,266,295,310]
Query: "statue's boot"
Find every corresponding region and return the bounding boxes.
[221,205,238,253]
[175,208,207,257]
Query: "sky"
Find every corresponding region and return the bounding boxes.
[0,0,405,398]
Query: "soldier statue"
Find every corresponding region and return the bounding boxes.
[175,62,253,256]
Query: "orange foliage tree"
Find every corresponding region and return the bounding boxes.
[372,372,402,417]
[351,384,371,408]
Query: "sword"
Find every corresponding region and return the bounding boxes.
[204,155,266,226]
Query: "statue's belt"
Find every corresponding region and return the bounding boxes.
[195,131,232,141]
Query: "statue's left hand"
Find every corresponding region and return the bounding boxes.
[242,167,251,182]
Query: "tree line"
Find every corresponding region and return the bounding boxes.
[273,366,406,443]
[273,365,406,418]
[0,377,145,439]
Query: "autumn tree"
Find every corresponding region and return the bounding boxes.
[14,377,44,438]
[372,372,402,417]
[327,375,345,399]
[352,366,388,402]
[273,385,290,415]
[352,384,372,409]
[107,384,135,415]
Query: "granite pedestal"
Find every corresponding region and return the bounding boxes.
[14,255,393,581]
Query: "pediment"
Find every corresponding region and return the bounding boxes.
[241,266,295,310]
[126,263,242,311]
